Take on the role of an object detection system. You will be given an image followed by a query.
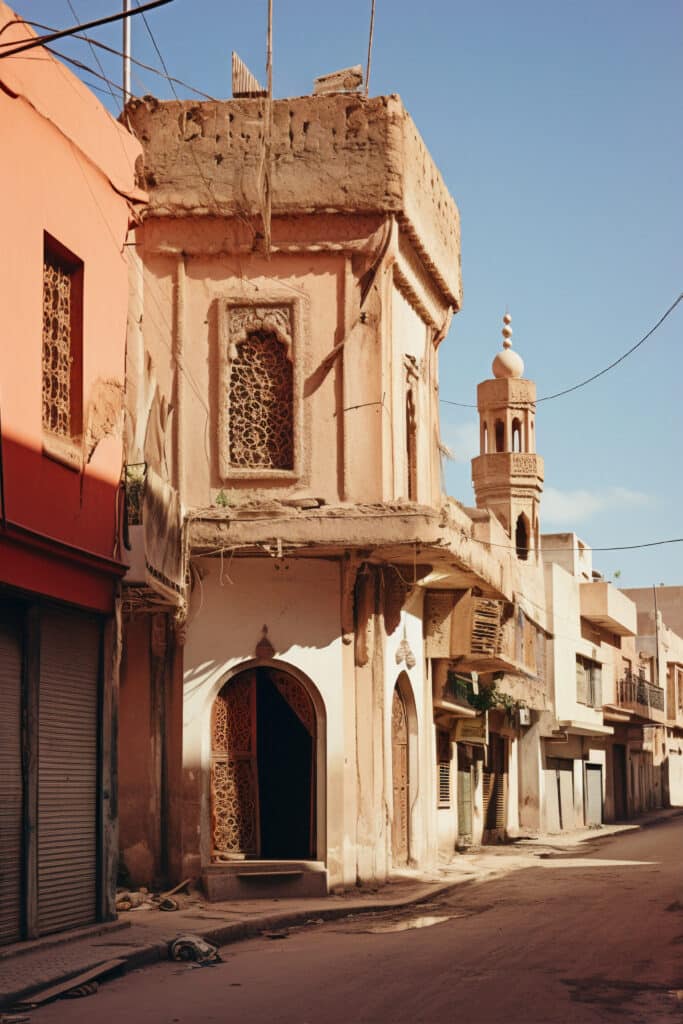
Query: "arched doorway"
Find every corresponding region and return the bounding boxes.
[391,685,409,866]
[210,666,316,861]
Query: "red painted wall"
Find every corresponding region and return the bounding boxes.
[0,4,143,611]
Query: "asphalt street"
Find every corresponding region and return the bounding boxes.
[33,819,683,1023]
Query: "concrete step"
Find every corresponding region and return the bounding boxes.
[202,860,328,900]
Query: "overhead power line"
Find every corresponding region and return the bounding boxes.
[0,0,173,60]
[440,291,683,410]
[537,292,683,403]
[10,14,214,100]
[474,536,683,554]
[66,0,117,106]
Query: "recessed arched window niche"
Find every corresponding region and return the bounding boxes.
[219,288,308,482]
[495,419,505,453]
[511,417,522,452]
[515,512,530,561]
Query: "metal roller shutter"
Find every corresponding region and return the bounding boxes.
[0,610,23,945]
[38,610,100,935]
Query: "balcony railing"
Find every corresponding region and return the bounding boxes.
[617,671,665,713]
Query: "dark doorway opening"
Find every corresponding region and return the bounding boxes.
[210,667,316,862]
[256,669,312,859]
[613,744,628,821]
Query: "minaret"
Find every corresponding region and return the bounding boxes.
[471,314,544,560]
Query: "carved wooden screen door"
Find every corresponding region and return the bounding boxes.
[210,670,316,861]
[211,673,260,860]
[391,686,409,865]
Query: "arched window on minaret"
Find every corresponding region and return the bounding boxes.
[495,419,505,452]
[512,418,522,452]
[482,421,488,454]
[515,513,529,561]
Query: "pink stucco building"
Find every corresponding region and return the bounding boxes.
[0,3,142,943]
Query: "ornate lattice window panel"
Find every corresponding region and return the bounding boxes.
[225,304,294,470]
[42,235,82,440]
[271,671,315,737]
[219,295,306,480]
[228,332,293,469]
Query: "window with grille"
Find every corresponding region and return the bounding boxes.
[576,655,602,708]
[437,729,451,808]
[228,331,294,470]
[42,235,83,441]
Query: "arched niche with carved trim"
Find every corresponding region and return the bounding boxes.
[218,289,308,482]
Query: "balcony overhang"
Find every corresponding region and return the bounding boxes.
[433,699,478,720]
[448,652,530,676]
[188,501,511,599]
[579,581,636,637]
[615,702,667,726]
[602,705,633,724]
[557,719,614,737]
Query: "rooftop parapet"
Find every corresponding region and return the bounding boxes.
[126,93,461,306]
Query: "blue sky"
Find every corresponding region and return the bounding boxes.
[15,0,682,587]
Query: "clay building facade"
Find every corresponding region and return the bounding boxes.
[118,90,549,896]
[0,4,142,944]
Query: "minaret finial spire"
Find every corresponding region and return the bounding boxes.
[492,310,524,379]
[502,311,512,350]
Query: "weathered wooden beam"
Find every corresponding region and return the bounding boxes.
[313,64,363,95]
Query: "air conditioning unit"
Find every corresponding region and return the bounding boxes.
[518,706,531,726]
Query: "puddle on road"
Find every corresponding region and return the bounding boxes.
[363,914,453,934]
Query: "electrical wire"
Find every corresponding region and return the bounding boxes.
[440,292,683,410]
[473,536,683,554]
[536,291,683,403]
[65,0,117,107]
[19,16,216,100]
[0,0,173,59]
[45,44,126,94]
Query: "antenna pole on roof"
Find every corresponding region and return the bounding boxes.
[262,0,274,255]
[122,0,132,105]
[365,0,376,96]
[266,0,273,99]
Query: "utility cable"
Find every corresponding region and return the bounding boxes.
[0,0,173,59]
[473,536,683,554]
[65,0,117,107]
[440,292,683,410]
[19,17,216,99]
[536,291,683,403]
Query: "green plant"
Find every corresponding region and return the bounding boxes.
[446,670,524,715]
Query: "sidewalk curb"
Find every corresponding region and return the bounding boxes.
[4,809,682,1010]
[0,881,457,1010]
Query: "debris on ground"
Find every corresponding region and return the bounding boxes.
[158,897,180,912]
[14,960,125,1008]
[115,878,193,913]
[63,981,99,998]
[263,930,289,940]
[169,934,220,964]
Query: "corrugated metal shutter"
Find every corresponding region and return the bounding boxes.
[38,610,100,935]
[0,610,23,945]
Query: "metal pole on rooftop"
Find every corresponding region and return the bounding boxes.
[365,0,376,96]
[266,0,273,99]
[123,0,132,106]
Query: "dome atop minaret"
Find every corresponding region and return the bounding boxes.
[492,313,524,379]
